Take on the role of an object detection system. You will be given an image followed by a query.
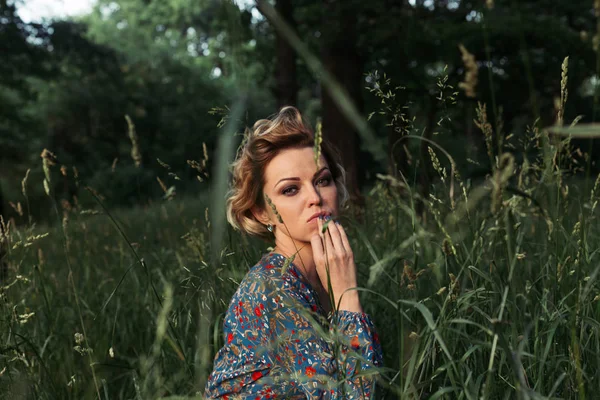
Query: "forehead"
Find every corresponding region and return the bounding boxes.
[264,146,329,184]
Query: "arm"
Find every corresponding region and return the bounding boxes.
[329,310,383,395]
[270,285,383,399]
[301,217,384,397]
[204,271,276,399]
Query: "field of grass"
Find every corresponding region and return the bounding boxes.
[2,55,600,399]
[3,105,600,400]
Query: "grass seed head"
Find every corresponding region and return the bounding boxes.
[428,147,445,181]
[458,44,478,98]
[21,168,30,198]
[557,258,569,282]
[18,312,35,325]
[402,261,417,282]
[491,153,515,213]
[556,57,569,126]
[74,332,84,345]
[202,142,209,166]
[40,149,58,166]
[157,158,171,170]
[0,215,7,241]
[448,273,460,301]
[442,238,455,256]
[475,102,495,168]
[590,173,600,215]
[265,194,283,223]
[125,115,142,168]
[313,118,323,168]
[572,220,581,237]
[41,149,58,186]
[9,202,23,217]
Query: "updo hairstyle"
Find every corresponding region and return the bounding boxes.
[226,106,348,240]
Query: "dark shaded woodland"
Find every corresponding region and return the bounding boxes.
[1,0,598,218]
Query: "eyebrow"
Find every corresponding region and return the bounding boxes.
[274,167,330,189]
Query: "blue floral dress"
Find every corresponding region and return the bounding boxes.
[204,252,383,399]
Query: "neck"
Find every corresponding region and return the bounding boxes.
[272,237,333,314]
[273,238,319,288]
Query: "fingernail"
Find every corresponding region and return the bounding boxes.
[324,215,331,221]
[335,221,340,225]
[318,215,323,220]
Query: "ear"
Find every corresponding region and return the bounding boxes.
[250,205,270,226]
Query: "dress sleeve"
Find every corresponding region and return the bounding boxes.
[328,310,384,393]
[269,296,383,398]
[204,273,277,399]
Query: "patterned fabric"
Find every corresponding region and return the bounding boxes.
[204,252,383,399]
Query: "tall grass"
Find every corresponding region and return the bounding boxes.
[3,3,600,400]
[3,88,600,398]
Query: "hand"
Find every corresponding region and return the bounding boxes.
[310,216,363,313]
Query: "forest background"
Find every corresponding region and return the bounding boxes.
[2,0,598,215]
[3,0,600,398]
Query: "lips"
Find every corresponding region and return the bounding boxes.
[307,211,331,223]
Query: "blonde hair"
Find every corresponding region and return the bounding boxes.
[226,106,348,240]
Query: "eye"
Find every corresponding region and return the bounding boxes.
[282,186,298,196]
[316,176,332,186]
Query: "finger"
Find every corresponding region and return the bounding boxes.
[322,220,335,257]
[326,217,347,253]
[317,215,324,239]
[310,233,324,259]
[335,221,352,254]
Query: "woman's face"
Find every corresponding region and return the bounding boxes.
[257,146,339,244]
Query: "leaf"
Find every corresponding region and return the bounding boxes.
[545,123,600,138]
[397,299,453,362]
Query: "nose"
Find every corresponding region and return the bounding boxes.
[307,183,322,207]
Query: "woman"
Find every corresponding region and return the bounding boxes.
[204,107,383,399]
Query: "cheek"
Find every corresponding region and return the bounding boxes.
[324,185,338,203]
[275,199,300,221]
[330,189,341,213]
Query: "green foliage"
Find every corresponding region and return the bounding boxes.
[2,0,275,214]
[0,1,51,162]
[4,0,599,216]
[3,81,600,397]
[4,1,600,397]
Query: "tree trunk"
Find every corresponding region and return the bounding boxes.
[320,0,364,206]
[274,0,297,107]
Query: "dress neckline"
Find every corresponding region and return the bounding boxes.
[265,251,329,316]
